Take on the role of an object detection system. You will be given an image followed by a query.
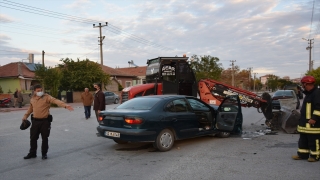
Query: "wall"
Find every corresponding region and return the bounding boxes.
[105,79,118,92]
[0,79,20,93]
[117,77,134,88]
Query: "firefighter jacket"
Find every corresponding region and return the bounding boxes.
[297,87,320,134]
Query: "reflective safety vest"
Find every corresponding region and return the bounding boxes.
[297,87,320,134]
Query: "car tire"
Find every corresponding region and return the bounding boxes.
[113,139,128,144]
[155,129,174,152]
[114,98,119,104]
[217,132,230,138]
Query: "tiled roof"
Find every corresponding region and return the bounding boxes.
[117,66,147,76]
[0,62,35,78]
[0,62,137,78]
[102,65,136,77]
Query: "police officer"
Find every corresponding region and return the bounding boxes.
[292,76,320,162]
[22,84,74,160]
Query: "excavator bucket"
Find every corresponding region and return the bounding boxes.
[278,99,301,133]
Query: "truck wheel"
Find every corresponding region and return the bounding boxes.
[217,132,230,138]
[113,139,128,144]
[155,129,174,152]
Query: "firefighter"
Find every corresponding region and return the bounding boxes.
[292,75,320,162]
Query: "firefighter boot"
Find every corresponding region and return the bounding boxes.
[307,157,318,162]
[292,155,302,160]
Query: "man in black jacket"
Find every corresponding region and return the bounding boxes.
[292,75,320,162]
[93,83,105,122]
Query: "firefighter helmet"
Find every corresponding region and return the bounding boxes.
[301,75,315,84]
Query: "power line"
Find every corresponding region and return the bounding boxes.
[0,0,174,51]
[309,0,315,39]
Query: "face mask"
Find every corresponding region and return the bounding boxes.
[36,91,44,97]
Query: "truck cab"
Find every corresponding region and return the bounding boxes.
[121,56,197,103]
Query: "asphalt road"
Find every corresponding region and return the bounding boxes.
[0,102,319,180]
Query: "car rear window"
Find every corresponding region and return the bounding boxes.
[274,91,293,97]
[116,97,160,110]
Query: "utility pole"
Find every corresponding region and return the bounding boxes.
[93,22,108,65]
[302,38,314,71]
[247,67,252,90]
[42,50,45,67]
[253,72,257,92]
[230,60,236,86]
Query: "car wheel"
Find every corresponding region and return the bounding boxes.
[113,139,128,144]
[217,132,230,138]
[155,129,174,152]
[114,98,119,104]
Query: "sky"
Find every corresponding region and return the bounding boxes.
[0,0,320,79]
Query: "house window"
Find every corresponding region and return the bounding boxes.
[125,81,132,87]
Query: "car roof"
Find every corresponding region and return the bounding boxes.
[273,90,295,96]
[136,95,192,100]
[275,90,294,92]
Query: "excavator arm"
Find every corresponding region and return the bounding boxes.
[198,79,298,133]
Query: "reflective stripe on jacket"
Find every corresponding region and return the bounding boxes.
[297,87,320,134]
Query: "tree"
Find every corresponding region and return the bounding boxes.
[0,85,3,94]
[58,58,110,91]
[235,69,250,89]
[277,79,293,89]
[189,55,224,81]
[34,65,62,98]
[266,74,279,91]
[306,66,320,85]
[253,79,263,91]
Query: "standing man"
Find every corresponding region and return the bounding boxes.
[93,83,105,122]
[81,88,94,119]
[22,84,74,160]
[13,88,18,108]
[17,90,23,108]
[292,75,320,162]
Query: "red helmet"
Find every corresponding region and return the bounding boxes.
[301,75,315,84]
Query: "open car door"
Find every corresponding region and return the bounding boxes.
[215,95,243,134]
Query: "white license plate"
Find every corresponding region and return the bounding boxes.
[105,131,120,138]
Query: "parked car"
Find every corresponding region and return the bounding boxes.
[284,84,303,99]
[104,91,119,104]
[96,95,243,151]
[272,90,300,110]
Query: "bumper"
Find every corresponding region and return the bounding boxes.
[97,126,157,142]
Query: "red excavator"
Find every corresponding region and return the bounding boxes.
[120,56,300,133]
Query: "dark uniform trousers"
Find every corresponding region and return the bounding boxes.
[29,119,51,155]
[298,133,320,159]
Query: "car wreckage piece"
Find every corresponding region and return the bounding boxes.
[278,99,300,133]
[266,99,300,133]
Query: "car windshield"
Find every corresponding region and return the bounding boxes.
[116,97,160,110]
[274,91,293,97]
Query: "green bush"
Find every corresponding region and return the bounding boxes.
[0,86,3,94]
[118,84,124,91]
